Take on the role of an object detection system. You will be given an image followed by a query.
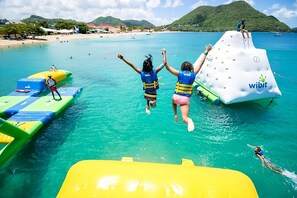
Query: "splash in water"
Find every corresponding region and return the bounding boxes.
[282,170,297,190]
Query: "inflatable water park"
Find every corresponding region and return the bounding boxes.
[194,31,282,104]
[1,32,270,196]
[57,157,258,197]
[0,70,82,167]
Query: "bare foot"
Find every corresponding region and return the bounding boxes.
[146,107,151,115]
[187,118,195,132]
[174,115,178,122]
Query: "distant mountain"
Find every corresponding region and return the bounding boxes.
[0,19,9,26]
[22,15,77,26]
[21,15,155,28]
[169,1,291,32]
[123,20,155,28]
[91,16,155,28]
[91,16,126,26]
[19,15,90,33]
[23,15,45,21]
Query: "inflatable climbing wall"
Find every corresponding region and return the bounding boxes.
[195,31,282,104]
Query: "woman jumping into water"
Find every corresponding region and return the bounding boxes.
[162,45,212,132]
[117,53,165,114]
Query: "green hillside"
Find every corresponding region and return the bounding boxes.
[169,1,291,32]
[124,20,155,28]
[22,15,77,27]
[91,16,155,28]
[21,15,89,33]
[0,19,9,26]
[92,16,126,26]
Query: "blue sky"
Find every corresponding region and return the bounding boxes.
[0,0,297,28]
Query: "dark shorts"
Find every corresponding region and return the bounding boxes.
[144,90,157,101]
[50,86,57,91]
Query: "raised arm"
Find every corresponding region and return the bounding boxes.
[247,144,256,149]
[162,49,179,76]
[193,44,212,74]
[117,54,141,74]
[155,63,165,73]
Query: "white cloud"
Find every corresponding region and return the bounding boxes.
[271,4,281,10]
[263,3,297,18]
[163,0,183,8]
[147,0,161,8]
[0,0,172,25]
[172,0,183,7]
[0,0,185,26]
[153,17,176,26]
[191,0,208,10]
[262,2,297,27]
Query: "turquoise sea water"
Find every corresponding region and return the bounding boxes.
[0,32,296,197]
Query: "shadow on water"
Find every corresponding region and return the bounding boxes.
[226,98,278,110]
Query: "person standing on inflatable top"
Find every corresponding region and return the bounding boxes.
[117,53,165,114]
[47,74,62,100]
[162,45,212,132]
[50,64,58,72]
[237,19,250,39]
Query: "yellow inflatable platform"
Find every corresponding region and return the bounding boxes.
[28,69,72,83]
[57,157,258,197]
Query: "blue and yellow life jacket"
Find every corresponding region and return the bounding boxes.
[256,150,264,156]
[175,71,195,97]
[141,70,159,91]
[237,22,245,31]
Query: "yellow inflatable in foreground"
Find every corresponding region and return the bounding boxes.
[57,157,258,197]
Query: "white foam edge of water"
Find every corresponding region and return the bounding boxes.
[282,169,297,190]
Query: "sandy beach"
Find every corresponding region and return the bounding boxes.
[0,32,148,49]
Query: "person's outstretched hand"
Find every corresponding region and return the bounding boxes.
[161,49,167,66]
[205,44,212,52]
[117,54,123,59]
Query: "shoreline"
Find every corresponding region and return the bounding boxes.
[0,32,152,49]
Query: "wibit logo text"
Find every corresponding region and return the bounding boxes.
[249,74,267,89]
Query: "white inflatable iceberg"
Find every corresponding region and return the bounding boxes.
[194,31,282,105]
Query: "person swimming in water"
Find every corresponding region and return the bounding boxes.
[247,144,282,174]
